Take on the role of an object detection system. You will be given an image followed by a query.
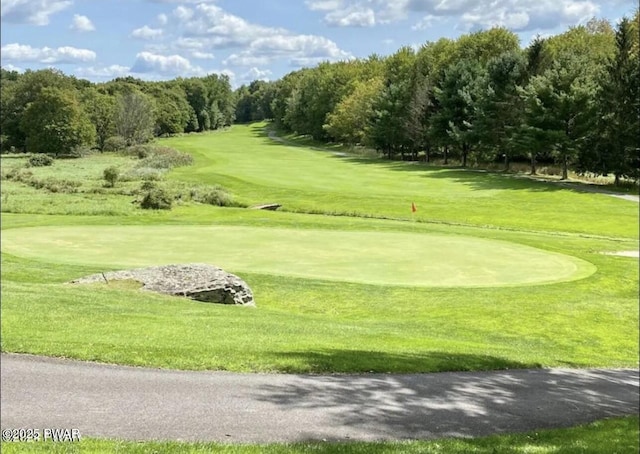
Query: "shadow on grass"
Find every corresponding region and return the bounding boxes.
[267,349,539,374]
[253,351,639,441]
[252,124,637,197]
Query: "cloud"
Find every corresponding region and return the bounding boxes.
[325,7,376,27]
[1,0,72,25]
[70,14,95,32]
[162,3,352,68]
[0,43,96,63]
[74,65,130,79]
[241,67,272,82]
[191,51,215,60]
[131,25,163,40]
[305,0,602,32]
[131,51,203,76]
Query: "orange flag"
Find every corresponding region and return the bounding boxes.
[411,202,417,213]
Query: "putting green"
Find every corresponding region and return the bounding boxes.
[1,225,595,287]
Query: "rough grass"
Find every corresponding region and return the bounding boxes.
[1,416,638,453]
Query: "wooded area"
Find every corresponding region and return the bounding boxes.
[1,14,638,183]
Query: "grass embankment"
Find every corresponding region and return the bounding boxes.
[2,416,638,453]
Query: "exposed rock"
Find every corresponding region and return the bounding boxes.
[71,264,255,306]
[251,203,282,211]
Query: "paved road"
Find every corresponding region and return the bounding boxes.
[1,354,638,443]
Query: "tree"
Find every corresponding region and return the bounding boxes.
[525,54,598,179]
[21,87,96,156]
[114,90,155,145]
[1,68,76,151]
[586,17,640,184]
[81,88,116,150]
[431,59,485,167]
[323,78,383,146]
[474,51,527,170]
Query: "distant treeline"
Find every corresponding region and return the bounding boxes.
[1,13,638,183]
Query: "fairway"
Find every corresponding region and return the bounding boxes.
[1,225,594,287]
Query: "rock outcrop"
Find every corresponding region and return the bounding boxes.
[71,264,255,306]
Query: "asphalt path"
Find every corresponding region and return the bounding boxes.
[1,354,638,443]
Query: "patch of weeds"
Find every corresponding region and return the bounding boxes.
[27,154,54,167]
[134,146,194,170]
[120,167,165,182]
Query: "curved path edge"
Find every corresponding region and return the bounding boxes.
[2,353,638,443]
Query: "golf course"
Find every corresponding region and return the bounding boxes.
[1,122,638,451]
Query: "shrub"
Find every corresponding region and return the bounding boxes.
[103,166,120,188]
[126,144,155,159]
[27,154,54,167]
[68,146,95,158]
[198,187,235,207]
[140,180,157,192]
[140,187,172,210]
[103,136,127,152]
[135,146,194,169]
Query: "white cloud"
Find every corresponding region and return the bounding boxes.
[160,3,352,68]
[325,7,376,27]
[1,0,72,25]
[70,14,95,32]
[306,0,344,11]
[412,14,436,30]
[75,65,130,79]
[131,25,164,40]
[0,43,96,63]
[131,51,203,76]
[224,53,271,67]
[241,67,272,82]
[2,63,24,73]
[305,0,602,32]
[191,51,215,60]
[157,13,168,25]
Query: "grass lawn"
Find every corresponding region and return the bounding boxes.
[1,123,638,450]
[0,123,637,373]
[2,416,638,453]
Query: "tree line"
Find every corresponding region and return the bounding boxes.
[1,13,638,183]
[240,15,639,184]
[0,70,235,155]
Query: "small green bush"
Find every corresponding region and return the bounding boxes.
[126,144,155,159]
[140,187,172,210]
[198,188,235,207]
[3,167,33,182]
[103,136,127,152]
[140,180,157,192]
[27,154,54,167]
[103,166,120,188]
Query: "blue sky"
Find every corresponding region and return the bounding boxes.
[0,0,635,87]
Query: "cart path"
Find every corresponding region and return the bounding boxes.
[1,354,638,443]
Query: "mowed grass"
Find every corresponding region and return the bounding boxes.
[2,416,638,453]
[0,122,638,373]
[0,225,595,287]
[1,208,637,372]
[166,124,638,239]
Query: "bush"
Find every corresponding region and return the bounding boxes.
[103,136,127,152]
[140,187,172,210]
[120,167,164,183]
[27,154,54,167]
[103,166,120,188]
[140,180,157,192]
[198,187,236,207]
[126,144,155,159]
[135,146,194,169]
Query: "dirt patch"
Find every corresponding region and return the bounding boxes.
[601,251,639,258]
